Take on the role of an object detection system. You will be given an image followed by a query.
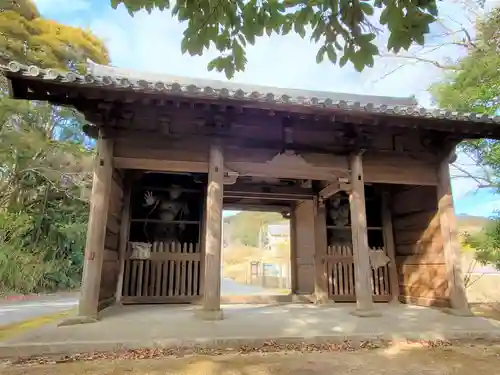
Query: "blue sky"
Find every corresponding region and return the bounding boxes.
[33,0,500,217]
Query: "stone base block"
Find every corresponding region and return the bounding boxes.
[194,309,224,321]
[389,298,402,306]
[314,293,332,305]
[442,307,475,317]
[57,316,99,327]
[350,309,382,318]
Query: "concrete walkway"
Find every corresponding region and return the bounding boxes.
[1,303,500,358]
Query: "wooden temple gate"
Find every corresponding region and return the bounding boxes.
[2,59,487,322]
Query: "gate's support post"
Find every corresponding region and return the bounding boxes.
[115,178,132,304]
[437,150,473,316]
[381,190,400,304]
[60,131,114,326]
[196,141,224,320]
[348,152,380,317]
[289,207,298,294]
[314,197,330,304]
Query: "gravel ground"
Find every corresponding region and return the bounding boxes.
[1,341,500,375]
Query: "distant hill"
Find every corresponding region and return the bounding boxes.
[456,215,492,234]
[224,211,286,247]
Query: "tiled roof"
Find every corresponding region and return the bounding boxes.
[2,59,500,124]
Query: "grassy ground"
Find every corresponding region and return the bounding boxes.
[2,342,500,375]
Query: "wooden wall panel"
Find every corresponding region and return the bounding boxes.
[391,185,450,307]
[99,168,124,309]
[364,153,438,185]
[293,200,316,294]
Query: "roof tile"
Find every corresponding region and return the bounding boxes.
[2,60,500,125]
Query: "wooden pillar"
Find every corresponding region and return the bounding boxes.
[437,152,472,315]
[79,131,114,319]
[381,190,400,304]
[196,142,224,320]
[348,153,380,317]
[115,178,132,304]
[314,197,329,304]
[289,207,298,294]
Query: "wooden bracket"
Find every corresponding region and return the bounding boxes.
[318,178,351,204]
[318,181,341,202]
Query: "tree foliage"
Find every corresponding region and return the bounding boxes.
[431,7,500,114]
[432,7,500,271]
[112,0,440,78]
[224,211,285,247]
[0,1,110,294]
[0,0,109,71]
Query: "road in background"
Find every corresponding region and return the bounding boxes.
[0,295,78,326]
[0,278,275,326]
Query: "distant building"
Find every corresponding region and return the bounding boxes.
[265,223,290,252]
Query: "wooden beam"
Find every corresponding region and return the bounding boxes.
[113,157,208,173]
[225,183,313,196]
[381,189,400,304]
[197,141,224,320]
[437,150,472,315]
[348,152,379,316]
[223,203,290,212]
[113,156,344,181]
[78,131,114,319]
[115,177,132,304]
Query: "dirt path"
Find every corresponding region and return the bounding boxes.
[2,343,500,375]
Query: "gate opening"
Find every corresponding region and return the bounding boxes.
[222,210,292,296]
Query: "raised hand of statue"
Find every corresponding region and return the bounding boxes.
[143,191,156,206]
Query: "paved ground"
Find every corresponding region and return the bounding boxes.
[0,296,78,326]
[2,303,500,359]
[221,278,279,295]
[0,278,268,327]
[2,343,500,375]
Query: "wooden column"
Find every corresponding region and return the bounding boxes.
[115,178,132,304]
[437,152,472,315]
[314,197,329,304]
[381,190,400,304]
[79,131,114,320]
[196,141,224,320]
[348,153,380,317]
[289,207,298,294]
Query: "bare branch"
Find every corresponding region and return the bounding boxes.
[381,54,458,70]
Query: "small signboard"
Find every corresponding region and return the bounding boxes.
[129,242,152,260]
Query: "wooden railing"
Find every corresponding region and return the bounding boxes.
[122,241,202,303]
[324,244,391,302]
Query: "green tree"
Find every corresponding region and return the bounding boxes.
[0,1,110,293]
[224,211,286,247]
[112,0,442,78]
[0,0,109,70]
[432,7,500,270]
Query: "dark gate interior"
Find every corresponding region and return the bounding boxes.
[121,172,207,303]
[324,185,391,302]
